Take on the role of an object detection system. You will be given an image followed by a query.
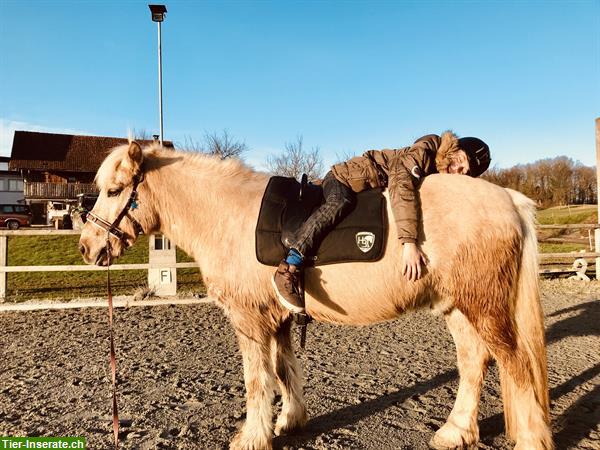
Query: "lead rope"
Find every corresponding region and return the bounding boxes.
[106,235,119,449]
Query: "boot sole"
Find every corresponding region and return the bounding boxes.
[271,275,306,314]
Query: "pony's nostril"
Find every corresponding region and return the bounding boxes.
[79,243,86,255]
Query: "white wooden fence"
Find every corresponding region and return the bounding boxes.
[538,224,600,279]
[0,222,598,300]
[0,229,198,299]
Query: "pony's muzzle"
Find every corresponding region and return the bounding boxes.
[78,234,104,265]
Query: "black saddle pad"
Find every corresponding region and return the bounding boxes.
[255,176,387,266]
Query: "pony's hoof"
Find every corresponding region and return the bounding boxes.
[429,423,478,449]
[274,410,308,436]
[230,431,273,450]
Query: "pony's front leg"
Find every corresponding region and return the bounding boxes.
[231,330,276,450]
[271,319,307,436]
[430,309,491,449]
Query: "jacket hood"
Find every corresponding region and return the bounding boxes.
[435,131,461,173]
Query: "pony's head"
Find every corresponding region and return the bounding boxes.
[79,141,153,265]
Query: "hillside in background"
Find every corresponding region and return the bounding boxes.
[537,204,597,225]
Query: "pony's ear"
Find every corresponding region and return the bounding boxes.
[125,141,144,173]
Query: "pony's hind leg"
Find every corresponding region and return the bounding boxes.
[430,308,491,449]
[230,329,276,450]
[496,341,553,450]
[271,318,307,436]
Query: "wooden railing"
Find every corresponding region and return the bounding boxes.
[0,229,197,299]
[24,182,97,199]
[0,224,597,301]
[537,224,599,260]
[537,224,600,280]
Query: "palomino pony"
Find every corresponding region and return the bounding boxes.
[79,142,553,450]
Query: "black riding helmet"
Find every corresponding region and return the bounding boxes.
[458,137,491,177]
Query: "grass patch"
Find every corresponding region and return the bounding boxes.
[5,234,205,302]
[538,242,587,254]
[537,205,597,225]
[537,205,595,273]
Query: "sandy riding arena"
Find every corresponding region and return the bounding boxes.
[1,279,598,449]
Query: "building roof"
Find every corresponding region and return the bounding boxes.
[0,156,10,163]
[9,131,173,172]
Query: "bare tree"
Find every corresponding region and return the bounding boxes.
[131,128,154,141]
[267,136,324,181]
[204,130,248,159]
[180,135,204,153]
[179,130,247,159]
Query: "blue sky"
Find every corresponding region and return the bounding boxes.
[1,0,598,171]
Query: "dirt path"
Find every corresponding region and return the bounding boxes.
[1,279,598,449]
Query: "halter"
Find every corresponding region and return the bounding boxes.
[85,173,145,243]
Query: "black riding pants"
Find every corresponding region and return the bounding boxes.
[285,171,355,257]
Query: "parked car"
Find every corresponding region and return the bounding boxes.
[46,201,69,225]
[0,204,32,230]
[47,201,72,229]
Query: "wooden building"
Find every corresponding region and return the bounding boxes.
[9,131,172,224]
[0,156,25,205]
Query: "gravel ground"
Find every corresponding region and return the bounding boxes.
[0,279,598,449]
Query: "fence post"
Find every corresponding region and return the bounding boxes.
[595,118,600,280]
[0,236,7,301]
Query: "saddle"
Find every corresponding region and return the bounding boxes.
[255,175,388,266]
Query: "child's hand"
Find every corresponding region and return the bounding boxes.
[402,242,427,281]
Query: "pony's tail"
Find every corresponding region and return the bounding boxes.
[501,189,552,447]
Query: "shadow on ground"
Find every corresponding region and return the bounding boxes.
[274,369,457,448]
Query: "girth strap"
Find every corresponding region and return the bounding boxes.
[292,271,312,349]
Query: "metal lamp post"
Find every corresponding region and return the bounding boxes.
[147,4,176,296]
[149,4,167,146]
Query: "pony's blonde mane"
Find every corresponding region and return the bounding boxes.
[95,142,263,190]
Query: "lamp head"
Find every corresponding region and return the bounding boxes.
[149,4,167,22]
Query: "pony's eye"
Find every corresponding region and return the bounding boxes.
[107,188,123,198]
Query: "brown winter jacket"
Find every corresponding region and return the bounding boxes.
[331,131,462,244]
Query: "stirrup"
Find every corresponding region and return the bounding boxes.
[292,311,312,325]
[292,312,312,349]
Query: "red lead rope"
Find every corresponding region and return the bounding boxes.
[106,237,119,449]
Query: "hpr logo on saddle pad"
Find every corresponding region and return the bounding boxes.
[355,232,375,253]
